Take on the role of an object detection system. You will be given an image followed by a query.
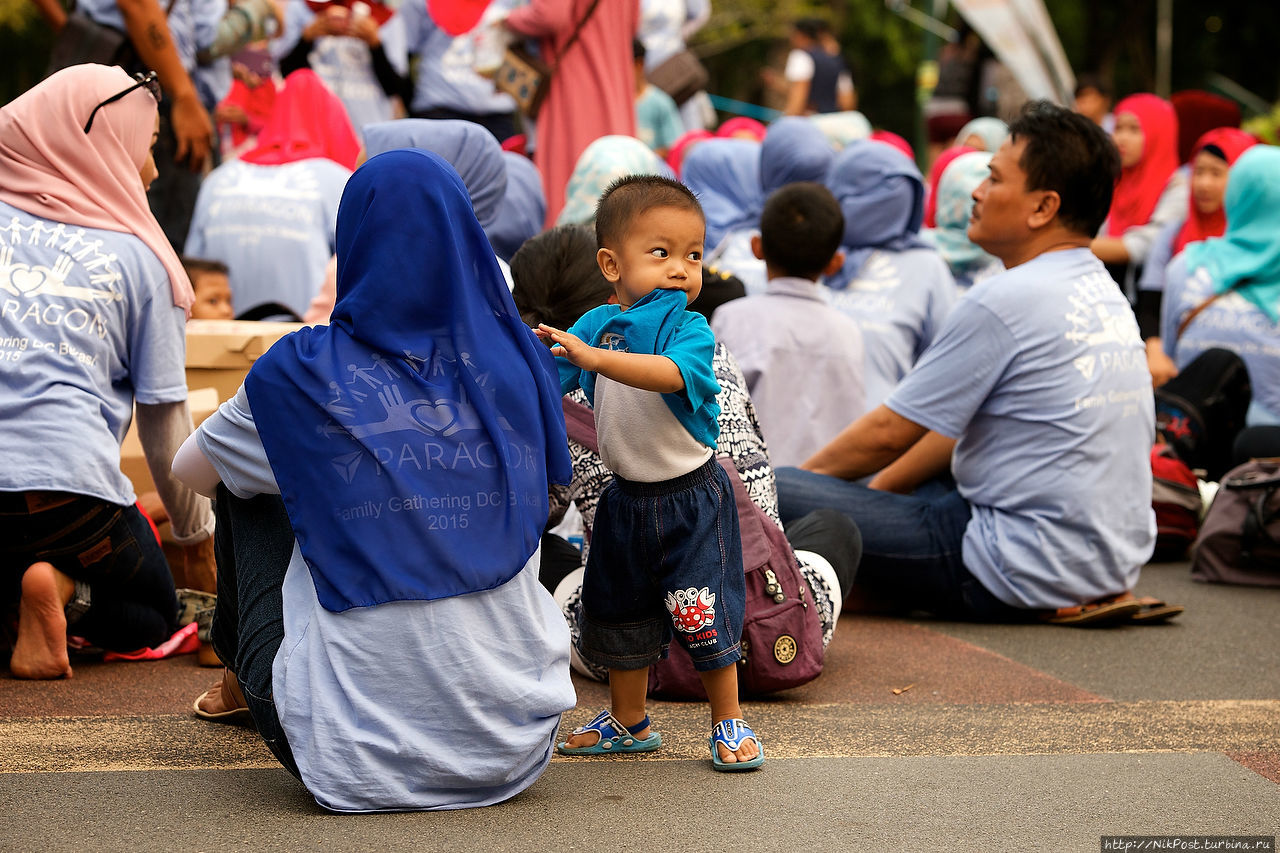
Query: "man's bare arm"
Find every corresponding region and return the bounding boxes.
[867,430,956,494]
[115,0,213,169]
[802,405,928,481]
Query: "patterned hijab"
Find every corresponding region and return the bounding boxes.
[557,135,674,226]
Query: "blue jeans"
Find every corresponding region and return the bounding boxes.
[580,457,745,673]
[773,468,1032,622]
[0,491,178,650]
[209,486,300,779]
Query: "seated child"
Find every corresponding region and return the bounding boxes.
[535,175,763,771]
[182,257,235,321]
[711,182,867,467]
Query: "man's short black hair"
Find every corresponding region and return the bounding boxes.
[180,256,230,278]
[1008,100,1119,237]
[759,182,844,280]
[633,37,645,62]
[595,174,704,250]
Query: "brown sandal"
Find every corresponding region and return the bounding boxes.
[192,668,253,724]
[1040,598,1142,626]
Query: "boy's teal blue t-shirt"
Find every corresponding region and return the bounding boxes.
[556,288,721,448]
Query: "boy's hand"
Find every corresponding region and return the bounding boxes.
[536,324,599,371]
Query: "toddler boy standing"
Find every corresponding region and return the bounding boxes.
[536,175,762,771]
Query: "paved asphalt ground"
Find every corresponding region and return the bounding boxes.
[3,561,1278,852]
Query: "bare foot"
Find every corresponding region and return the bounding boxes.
[563,711,650,749]
[714,718,760,764]
[10,562,74,680]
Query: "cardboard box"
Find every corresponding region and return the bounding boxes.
[184,319,306,404]
[119,387,222,499]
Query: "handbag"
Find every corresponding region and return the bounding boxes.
[1191,459,1280,587]
[45,0,180,78]
[646,49,709,106]
[490,0,600,120]
[561,399,825,699]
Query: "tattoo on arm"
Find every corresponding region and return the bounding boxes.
[146,23,167,50]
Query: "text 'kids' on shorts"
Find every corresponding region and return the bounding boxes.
[576,456,746,673]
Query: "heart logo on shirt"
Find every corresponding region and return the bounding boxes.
[8,265,48,295]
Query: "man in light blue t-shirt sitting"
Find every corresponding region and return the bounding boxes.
[776,101,1174,626]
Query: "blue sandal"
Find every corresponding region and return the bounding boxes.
[710,718,764,772]
[556,710,662,755]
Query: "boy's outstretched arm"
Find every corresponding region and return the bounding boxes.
[537,324,685,394]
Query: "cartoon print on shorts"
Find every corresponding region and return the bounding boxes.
[666,586,717,634]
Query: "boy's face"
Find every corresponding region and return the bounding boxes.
[190,271,234,321]
[597,205,704,308]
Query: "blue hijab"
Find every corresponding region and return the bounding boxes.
[1185,145,1280,324]
[761,117,835,196]
[364,119,507,227]
[487,151,546,261]
[680,138,763,250]
[245,149,571,612]
[824,139,930,289]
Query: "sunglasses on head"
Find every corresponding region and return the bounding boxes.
[83,71,162,135]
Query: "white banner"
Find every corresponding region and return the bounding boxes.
[948,0,1076,104]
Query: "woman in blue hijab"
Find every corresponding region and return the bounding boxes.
[709,117,836,295]
[680,137,763,251]
[173,149,575,813]
[488,151,548,262]
[823,139,957,407]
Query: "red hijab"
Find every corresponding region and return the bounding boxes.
[1106,94,1179,237]
[1171,127,1257,256]
[241,70,360,170]
[924,145,975,228]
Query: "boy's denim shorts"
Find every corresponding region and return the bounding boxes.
[577,456,745,673]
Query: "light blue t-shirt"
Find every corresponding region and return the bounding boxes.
[398,0,516,116]
[186,158,350,318]
[1162,253,1280,425]
[636,84,683,153]
[196,386,575,813]
[887,248,1156,609]
[272,0,408,140]
[825,247,956,408]
[0,201,188,505]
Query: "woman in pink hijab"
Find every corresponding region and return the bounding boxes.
[0,65,214,680]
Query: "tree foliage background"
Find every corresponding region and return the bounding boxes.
[3,0,1279,133]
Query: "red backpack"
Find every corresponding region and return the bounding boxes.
[561,399,824,699]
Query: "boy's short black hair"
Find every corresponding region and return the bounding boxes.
[759,182,844,280]
[595,174,705,251]
[633,38,646,62]
[793,18,823,39]
[180,256,229,279]
[1073,73,1112,101]
[1008,100,1119,237]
